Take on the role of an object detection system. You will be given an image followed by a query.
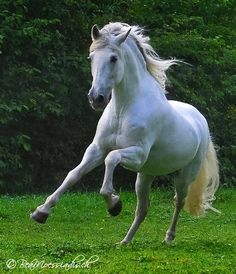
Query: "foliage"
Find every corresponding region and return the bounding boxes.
[0,0,235,193]
[0,189,236,273]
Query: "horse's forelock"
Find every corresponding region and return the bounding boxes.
[89,22,131,52]
[89,36,108,52]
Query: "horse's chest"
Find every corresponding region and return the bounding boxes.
[105,119,146,149]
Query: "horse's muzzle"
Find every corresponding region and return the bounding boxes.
[88,88,110,111]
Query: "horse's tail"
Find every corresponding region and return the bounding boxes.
[184,140,220,216]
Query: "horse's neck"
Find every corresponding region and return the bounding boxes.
[112,73,148,107]
[111,40,166,112]
[111,68,167,114]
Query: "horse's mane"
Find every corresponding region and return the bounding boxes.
[90,22,179,92]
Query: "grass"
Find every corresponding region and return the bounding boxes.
[0,188,235,273]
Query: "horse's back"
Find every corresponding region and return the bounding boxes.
[169,100,208,129]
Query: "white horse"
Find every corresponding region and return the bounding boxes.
[31,22,220,244]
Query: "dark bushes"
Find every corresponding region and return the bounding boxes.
[0,0,235,193]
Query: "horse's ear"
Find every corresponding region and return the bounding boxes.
[91,24,101,40]
[114,28,131,46]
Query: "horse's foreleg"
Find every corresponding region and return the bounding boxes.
[121,173,154,244]
[99,146,146,216]
[31,143,104,223]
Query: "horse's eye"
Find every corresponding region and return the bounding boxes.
[110,55,118,63]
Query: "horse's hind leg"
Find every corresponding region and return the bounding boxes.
[164,159,202,244]
[164,184,186,244]
[121,173,154,244]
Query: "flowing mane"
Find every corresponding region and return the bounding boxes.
[90,22,179,91]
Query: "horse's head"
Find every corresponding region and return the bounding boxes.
[88,24,131,111]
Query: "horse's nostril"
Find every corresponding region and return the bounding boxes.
[97,94,105,103]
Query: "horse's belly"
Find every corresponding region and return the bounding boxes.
[140,157,179,176]
[140,142,198,176]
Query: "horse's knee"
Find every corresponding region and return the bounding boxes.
[105,151,121,168]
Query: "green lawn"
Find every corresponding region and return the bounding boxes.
[0,189,235,273]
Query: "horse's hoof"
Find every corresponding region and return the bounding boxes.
[30,209,49,224]
[108,199,122,216]
[163,231,175,245]
[120,239,129,245]
[163,238,173,245]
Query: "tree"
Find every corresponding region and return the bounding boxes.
[0,0,235,193]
